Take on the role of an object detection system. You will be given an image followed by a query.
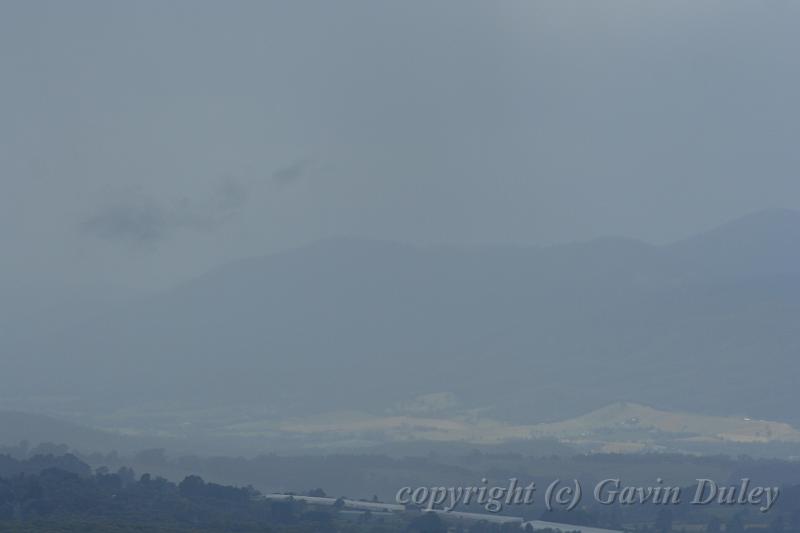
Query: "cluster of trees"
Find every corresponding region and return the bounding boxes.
[0,454,427,532]
[4,453,800,533]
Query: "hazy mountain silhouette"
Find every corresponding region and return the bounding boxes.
[0,411,150,454]
[4,209,799,426]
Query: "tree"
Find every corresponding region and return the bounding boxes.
[178,475,206,499]
[407,511,446,533]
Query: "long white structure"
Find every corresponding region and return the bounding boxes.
[262,493,624,533]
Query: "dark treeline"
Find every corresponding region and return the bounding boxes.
[75,447,800,504]
[0,454,401,532]
[4,454,800,533]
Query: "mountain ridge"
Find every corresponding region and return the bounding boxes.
[3,209,799,432]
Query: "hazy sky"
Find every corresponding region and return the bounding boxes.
[2,1,800,292]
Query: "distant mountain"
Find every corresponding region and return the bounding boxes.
[667,208,800,280]
[3,209,800,431]
[0,411,140,454]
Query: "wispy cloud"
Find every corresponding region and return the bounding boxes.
[81,178,250,247]
[272,158,311,185]
[82,159,314,246]
[82,198,169,245]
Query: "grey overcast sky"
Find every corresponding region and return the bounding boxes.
[2,1,800,292]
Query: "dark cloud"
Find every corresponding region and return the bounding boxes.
[272,159,310,185]
[80,162,318,247]
[82,178,252,246]
[82,198,169,245]
[215,177,249,211]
